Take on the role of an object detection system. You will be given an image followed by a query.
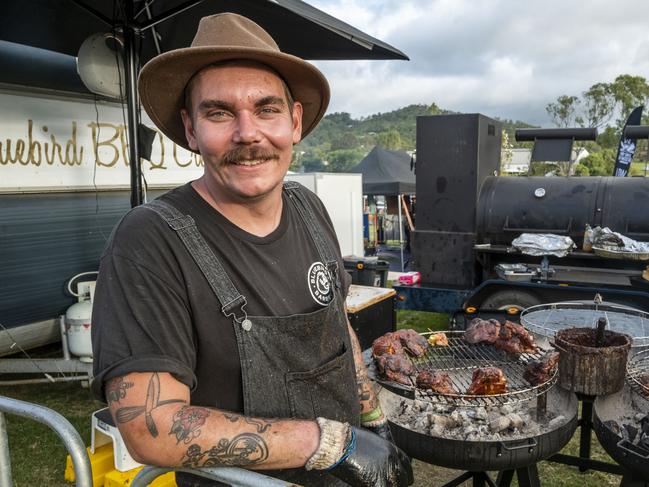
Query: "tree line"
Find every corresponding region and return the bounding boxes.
[289,74,649,177]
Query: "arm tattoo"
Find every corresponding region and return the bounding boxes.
[223,413,277,433]
[182,434,269,468]
[169,405,211,444]
[106,376,134,404]
[112,373,185,438]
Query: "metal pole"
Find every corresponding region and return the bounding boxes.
[0,396,92,487]
[123,2,143,208]
[0,413,13,487]
[132,465,296,487]
[398,195,404,271]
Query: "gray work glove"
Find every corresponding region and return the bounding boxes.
[330,426,413,487]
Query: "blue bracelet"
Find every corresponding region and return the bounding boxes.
[326,428,357,471]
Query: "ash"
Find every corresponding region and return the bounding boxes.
[393,396,567,441]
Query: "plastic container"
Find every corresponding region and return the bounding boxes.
[343,256,389,287]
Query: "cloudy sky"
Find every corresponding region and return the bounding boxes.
[308,0,649,126]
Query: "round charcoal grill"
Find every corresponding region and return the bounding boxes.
[594,352,649,484]
[365,331,557,408]
[368,330,576,486]
[521,301,649,352]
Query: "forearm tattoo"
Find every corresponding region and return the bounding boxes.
[348,326,379,410]
[108,373,185,438]
[169,405,211,444]
[223,413,276,433]
[182,433,269,468]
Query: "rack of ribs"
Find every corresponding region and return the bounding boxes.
[376,354,415,385]
[416,370,455,394]
[466,367,508,395]
[394,329,429,357]
[524,351,560,386]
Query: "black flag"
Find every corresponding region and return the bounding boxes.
[613,106,643,177]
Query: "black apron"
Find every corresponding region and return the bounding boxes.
[145,182,359,486]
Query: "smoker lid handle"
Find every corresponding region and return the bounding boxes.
[616,439,649,459]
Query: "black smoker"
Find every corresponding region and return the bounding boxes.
[411,114,649,308]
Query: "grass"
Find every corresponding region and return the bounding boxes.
[0,313,623,486]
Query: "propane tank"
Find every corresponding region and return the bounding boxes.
[65,272,97,362]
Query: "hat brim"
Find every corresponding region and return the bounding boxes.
[138,46,330,152]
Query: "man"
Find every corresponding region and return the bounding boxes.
[91,12,412,487]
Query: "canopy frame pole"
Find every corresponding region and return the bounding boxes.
[398,195,404,271]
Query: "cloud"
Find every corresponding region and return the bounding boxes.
[311,0,649,125]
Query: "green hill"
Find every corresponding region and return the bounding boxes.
[291,104,537,172]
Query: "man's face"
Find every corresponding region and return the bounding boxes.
[181,62,303,202]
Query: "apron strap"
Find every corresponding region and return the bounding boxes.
[283,181,341,290]
[142,199,249,324]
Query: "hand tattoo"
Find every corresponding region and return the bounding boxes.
[182,434,269,467]
[112,373,184,438]
[169,405,211,444]
[223,413,276,433]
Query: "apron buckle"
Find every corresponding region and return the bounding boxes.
[221,296,252,331]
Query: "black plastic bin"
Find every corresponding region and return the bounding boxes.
[343,257,389,287]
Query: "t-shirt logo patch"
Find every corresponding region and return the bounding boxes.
[308,262,332,306]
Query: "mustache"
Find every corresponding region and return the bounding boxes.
[221,146,280,165]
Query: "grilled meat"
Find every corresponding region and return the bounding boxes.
[428,332,449,347]
[416,370,455,394]
[372,332,404,357]
[494,321,537,355]
[465,318,501,344]
[376,354,414,385]
[395,329,429,357]
[466,367,508,395]
[524,351,560,385]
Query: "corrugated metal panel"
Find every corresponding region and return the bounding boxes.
[0,190,166,328]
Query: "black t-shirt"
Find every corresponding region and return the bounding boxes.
[91,182,351,412]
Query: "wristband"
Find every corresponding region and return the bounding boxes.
[360,405,383,424]
[325,428,356,471]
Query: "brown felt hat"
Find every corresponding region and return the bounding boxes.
[138,13,330,151]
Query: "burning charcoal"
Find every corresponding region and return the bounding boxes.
[467,407,488,421]
[413,416,430,432]
[499,404,513,416]
[508,413,525,430]
[431,414,456,430]
[641,415,649,436]
[604,420,621,436]
[548,415,566,430]
[622,424,638,443]
[450,409,462,425]
[431,424,446,437]
[488,416,511,433]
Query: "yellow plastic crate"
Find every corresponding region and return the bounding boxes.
[104,469,175,487]
[65,443,115,486]
[65,444,176,487]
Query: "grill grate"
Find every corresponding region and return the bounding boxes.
[627,348,649,398]
[386,331,556,407]
[521,301,649,349]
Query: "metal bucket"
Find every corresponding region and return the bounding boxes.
[554,327,631,396]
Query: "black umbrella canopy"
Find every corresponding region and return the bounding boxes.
[350,146,416,195]
[1,0,407,207]
[0,0,408,62]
